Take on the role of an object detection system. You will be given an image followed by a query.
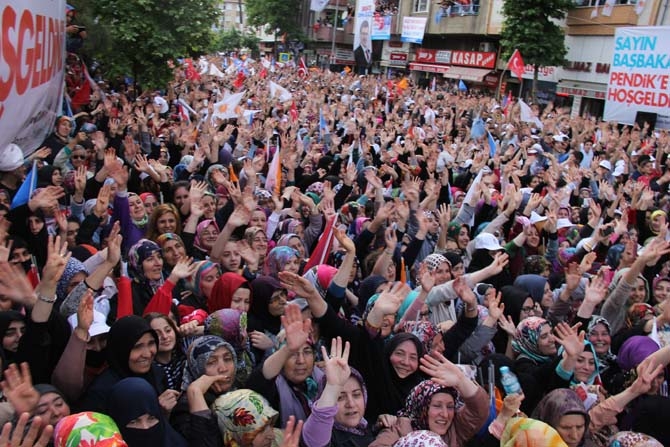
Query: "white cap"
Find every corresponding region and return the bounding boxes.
[68,311,111,338]
[557,218,573,229]
[599,160,612,171]
[474,233,504,251]
[530,211,548,225]
[528,143,543,154]
[0,144,24,171]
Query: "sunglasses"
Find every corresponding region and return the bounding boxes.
[71,154,86,160]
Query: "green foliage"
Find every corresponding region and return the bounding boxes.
[74,0,220,88]
[245,0,303,38]
[211,29,261,54]
[501,0,574,68]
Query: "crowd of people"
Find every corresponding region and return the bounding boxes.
[0,46,669,447]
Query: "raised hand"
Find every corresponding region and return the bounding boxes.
[106,221,123,266]
[0,263,35,305]
[1,363,39,415]
[278,272,319,300]
[169,257,196,281]
[281,303,312,352]
[498,314,517,337]
[487,291,505,320]
[554,322,584,358]
[281,415,304,447]
[94,183,112,218]
[487,252,509,276]
[333,227,355,253]
[0,412,53,447]
[583,275,607,306]
[321,337,351,387]
[41,235,70,285]
[419,351,466,388]
[630,360,664,396]
[372,282,410,316]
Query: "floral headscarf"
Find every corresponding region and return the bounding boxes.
[501,417,568,447]
[188,260,221,298]
[587,316,617,373]
[398,379,461,431]
[54,412,127,447]
[212,389,281,447]
[193,219,220,253]
[205,309,255,386]
[626,303,655,329]
[128,239,163,292]
[608,431,663,447]
[394,430,448,447]
[512,317,553,364]
[182,335,236,389]
[394,320,439,354]
[264,246,299,278]
[56,258,88,301]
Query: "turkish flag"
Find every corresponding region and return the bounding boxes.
[507,49,525,79]
[297,57,308,78]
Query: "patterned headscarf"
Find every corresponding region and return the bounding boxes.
[205,309,255,386]
[395,320,439,354]
[331,368,368,436]
[264,246,299,278]
[128,239,163,292]
[182,335,236,389]
[56,258,88,301]
[187,260,221,298]
[54,412,127,447]
[626,303,655,329]
[193,219,220,253]
[398,380,461,431]
[302,265,338,299]
[608,431,663,447]
[501,417,568,447]
[512,317,554,364]
[531,388,590,439]
[212,389,280,447]
[587,316,617,373]
[156,232,184,249]
[394,430,448,447]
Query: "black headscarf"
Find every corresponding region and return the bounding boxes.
[0,310,25,364]
[384,333,425,415]
[501,285,532,326]
[108,377,187,447]
[248,276,283,335]
[106,315,158,378]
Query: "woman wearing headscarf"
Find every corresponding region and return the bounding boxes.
[56,258,88,306]
[371,358,489,447]
[532,388,595,447]
[212,389,283,447]
[122,239,193,317]
[512,317,583,414]
[493,285,541,355]
[264,246,301,279]
[248,276,285,336]
[54,411,128,447]
[244,226,269,268]
[171,335,237,441]
[182,260,222,313]
[208,272,251,313]
[0,311,26,365]
[77,315,166,414]
[514,274,554,314]
[108,377,187,447]
[205,309,256,388]
[246,303,324,428]
[187,219,220,261]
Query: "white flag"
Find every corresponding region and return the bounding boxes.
[269,81,293,102]
[518,99,543,130]
[310,0,329,12]
[211,91,245,122]
[601,0,615,16]
[635,0,646,15]
[207,64,225,78]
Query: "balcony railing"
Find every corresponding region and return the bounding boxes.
[567,4,639,35]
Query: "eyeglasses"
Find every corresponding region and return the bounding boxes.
[71,154,86,160]
[521,303,540,313]
[289,347,314,360]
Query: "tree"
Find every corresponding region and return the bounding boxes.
[501,0,574,101]
[86,0,220,88]
[211,29,261,55]
[245,0,303,43]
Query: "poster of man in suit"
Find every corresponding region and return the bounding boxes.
[353,19,372,74]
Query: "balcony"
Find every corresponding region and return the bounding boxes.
[567,5,639,35]
[312,21,355,45]
[425,2,488,35]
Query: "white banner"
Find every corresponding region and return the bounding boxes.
[0,0,66,156]
[401,17,427,44]
[354,0,374,51]
[603,26,670,128]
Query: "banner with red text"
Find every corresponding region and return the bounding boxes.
[604,26,670,128]
[0,0,66,155]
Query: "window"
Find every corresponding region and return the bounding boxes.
[413,0,428,13]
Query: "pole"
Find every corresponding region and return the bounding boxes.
[331,0,340,69]
[518,79,523,101]
[496,69,506,101]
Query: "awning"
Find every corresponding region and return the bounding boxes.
[556,80,607,100]
[441,66,491,82]
[409,62,451,74]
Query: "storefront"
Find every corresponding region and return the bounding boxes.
[380,41,409,77]
[556,35,612,119]
[409,48,497,91]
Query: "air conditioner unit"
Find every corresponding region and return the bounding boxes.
[479,42,495,52]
